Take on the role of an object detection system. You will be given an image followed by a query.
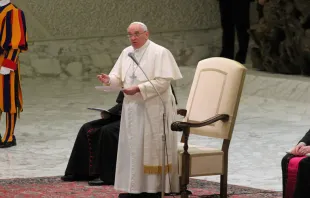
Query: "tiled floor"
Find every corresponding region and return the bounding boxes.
[0,69,309,192]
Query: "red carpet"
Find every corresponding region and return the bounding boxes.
[0,176,282,197]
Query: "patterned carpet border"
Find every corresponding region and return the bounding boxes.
[0,176,282,198]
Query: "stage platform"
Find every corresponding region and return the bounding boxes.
[0,67,309,192]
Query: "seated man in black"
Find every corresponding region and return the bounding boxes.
[282,129,310,198]
[61,91,124,186]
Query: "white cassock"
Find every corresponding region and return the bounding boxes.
[108,39,183,193]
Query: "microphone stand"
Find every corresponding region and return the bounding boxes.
[128,53,167,198]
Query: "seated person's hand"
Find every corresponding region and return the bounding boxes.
[291,142,306,155]
[298,145,310,156]
[101,111,111,119]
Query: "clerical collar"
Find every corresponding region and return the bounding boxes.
[134,40,150,53]
[0,0,10,7]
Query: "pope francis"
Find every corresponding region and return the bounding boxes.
[97,22,182,198]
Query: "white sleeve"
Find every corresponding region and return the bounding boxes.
[138,78,171,100]
[108,50,124,87]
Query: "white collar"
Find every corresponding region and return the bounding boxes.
[0,0,10,7]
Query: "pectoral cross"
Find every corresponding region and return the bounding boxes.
[130,72,137,83]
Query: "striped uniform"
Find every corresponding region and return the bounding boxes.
[0,3,27,143]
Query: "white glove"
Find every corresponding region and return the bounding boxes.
[0,67,12,75]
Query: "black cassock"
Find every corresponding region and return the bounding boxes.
[63,91,124,184]
[282,129,310,198]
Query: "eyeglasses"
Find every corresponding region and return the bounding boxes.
[127,31,146,38]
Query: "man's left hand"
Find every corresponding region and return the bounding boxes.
[123,86,140,95]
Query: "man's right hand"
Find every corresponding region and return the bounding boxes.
[97,73,110,85]
[291,142,306,155]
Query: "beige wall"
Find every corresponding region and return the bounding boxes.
[13,0,225,41]
[12,0,258,78]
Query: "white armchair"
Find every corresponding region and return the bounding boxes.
[171,57,247,198]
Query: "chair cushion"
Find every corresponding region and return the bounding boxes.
[177,144,224,177]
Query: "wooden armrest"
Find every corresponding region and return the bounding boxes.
[171,114,229,131]
[177,109,187,117]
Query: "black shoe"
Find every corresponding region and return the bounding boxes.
[88,178,105,186]
[118,193,130,198]
[0,137,17,148]
[61,175,75,182]
[174,190,192,195]
[141,193,161,198]
[118,193,142,198]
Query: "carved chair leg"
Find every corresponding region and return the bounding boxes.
[179,176,186,198]
[221,139,230,198]
[179,176,192,197]
[220,173,228,198]
[180,151,190,198]
[180,185,189,198]
[180,127,190,198]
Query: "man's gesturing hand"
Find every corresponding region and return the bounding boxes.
[97,73,110,85]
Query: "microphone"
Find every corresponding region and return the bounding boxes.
[128,52,140,66]
[127,52,171,198]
